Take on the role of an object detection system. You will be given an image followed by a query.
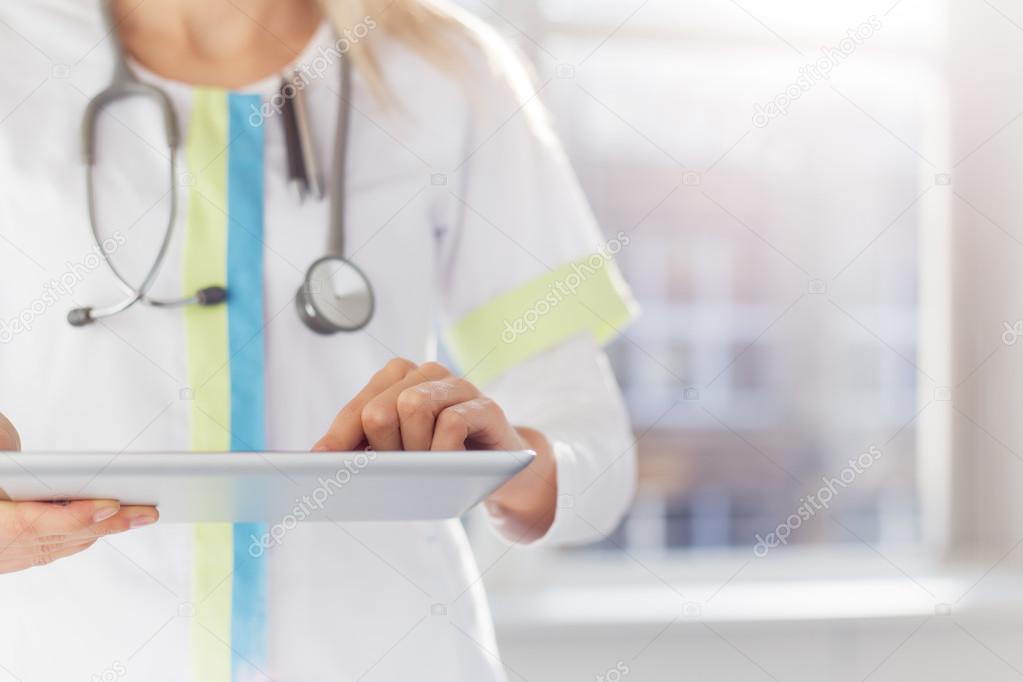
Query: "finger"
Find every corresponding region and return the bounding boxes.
[1,537,97,560]
[361,362,452,451]
[313,358,418,451]
[0,499,121,545]
[396,378,479,451]
[1,504,159,549]
[430,398,510,452]
[0,413,19,451]
[41,505,158,545]
[0,538,98,573]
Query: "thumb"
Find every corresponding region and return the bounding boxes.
[0,413,20,452]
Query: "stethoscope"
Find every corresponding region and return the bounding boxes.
[69,0,375,334]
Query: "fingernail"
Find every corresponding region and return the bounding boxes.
[130,515,157,529]
[93,506,119,523]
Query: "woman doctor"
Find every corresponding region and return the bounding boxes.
[0,0,637,679]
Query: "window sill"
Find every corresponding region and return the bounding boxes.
[486,546,1023,634]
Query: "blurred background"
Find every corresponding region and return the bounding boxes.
[455,0,1023,680]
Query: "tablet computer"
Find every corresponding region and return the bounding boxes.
[0,450,535,523]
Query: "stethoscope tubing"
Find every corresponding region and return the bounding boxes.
[73,0,191,324]
[83,138,183,307]
[73,0,372,333]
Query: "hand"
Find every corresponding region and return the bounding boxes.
[0,413,159,574]
[314,359,557,541]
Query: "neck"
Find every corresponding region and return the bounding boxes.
[113,0,322,88]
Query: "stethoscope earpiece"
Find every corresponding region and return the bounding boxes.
[67,307,94,327]
[194,286,228,306]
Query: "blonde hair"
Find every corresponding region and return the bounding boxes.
[317,0,554,140]
[317,0,480,98]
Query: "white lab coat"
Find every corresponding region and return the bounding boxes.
[0,2,637,679]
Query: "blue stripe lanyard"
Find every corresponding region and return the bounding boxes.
[226,92,269,680]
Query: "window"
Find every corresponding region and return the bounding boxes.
[460,0,946,553]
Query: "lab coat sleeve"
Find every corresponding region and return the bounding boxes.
[437,36,639,387]
[482,333,637,547]
[435,36,640,546]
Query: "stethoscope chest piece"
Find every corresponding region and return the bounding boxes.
[296,256,374,334]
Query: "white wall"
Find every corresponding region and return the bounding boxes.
[947,0,1023,554]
